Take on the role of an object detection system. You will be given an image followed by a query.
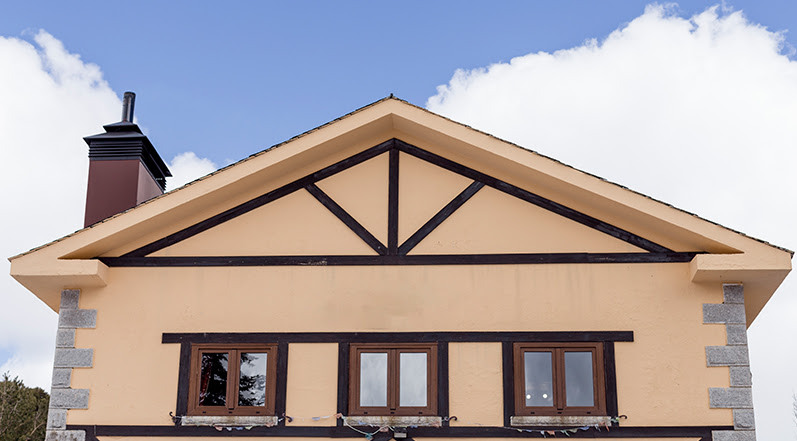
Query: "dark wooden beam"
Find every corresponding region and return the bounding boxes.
[68,424,729,438]
[121,140,395,258]
[387,148,399,255]
[604,341,619,423]
[394,140,673,254]
[305,184,386,255]
[336,343,349,427]
[275,342,289,426]
[398,181,484,255]
[501,341,514,428]
[174,342,191,420]
[437,342,449,427]
[162,331,635,345]
[101,252,698,267]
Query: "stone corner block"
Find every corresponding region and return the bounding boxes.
[711,429,756,441]
[58,309,96,329]
[703,303,746,324]
[55,328,76,348]
[51,368,72,388]
[45,430,86,441]
[54,348,93,368]
[733,408,755,430]
[59,290,81,310]
[706,345,749,367]
[46,408,67,430]
[50,388,90,409]
[726,324,748,345]
[723,284,745,304]
[730,366,753,387]
[709,387,753,409]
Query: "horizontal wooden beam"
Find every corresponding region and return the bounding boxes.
[69,424,728,439]
[161,331,635,344]
[101,252,697,267]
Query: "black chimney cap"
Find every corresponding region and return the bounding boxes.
[83,92,172,190]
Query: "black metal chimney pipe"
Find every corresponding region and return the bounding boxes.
[121,92,136,122]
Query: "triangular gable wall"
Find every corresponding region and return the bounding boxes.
[101,139,699,267]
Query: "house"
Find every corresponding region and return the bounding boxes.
[9,95,791,441]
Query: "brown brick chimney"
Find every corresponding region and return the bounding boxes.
[83,92,171,227]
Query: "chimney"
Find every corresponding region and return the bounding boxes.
[83,92,172,227]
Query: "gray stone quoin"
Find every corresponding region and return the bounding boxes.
[704,283,756,441]
[45,289,95,441]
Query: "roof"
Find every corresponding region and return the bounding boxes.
[9,96,792,325]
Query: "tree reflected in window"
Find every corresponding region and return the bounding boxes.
[238,352,267,406]
[199,353,228,406]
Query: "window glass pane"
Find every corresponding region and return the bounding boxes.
[238,352,267,407]
[399,352,427,407]
[564,351,594,407]
[524,352,553,407]
[360,352,388,407]
[199,352,228,406]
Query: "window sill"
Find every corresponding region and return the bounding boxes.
[510,415,612,427]
[182,415,279,427]
[345,416,443,427]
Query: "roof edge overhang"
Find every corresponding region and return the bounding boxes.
[10,259,108,311]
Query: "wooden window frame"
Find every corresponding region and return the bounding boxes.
[513,342,606,416]
[187,343,278,416]
[349,343,438,416]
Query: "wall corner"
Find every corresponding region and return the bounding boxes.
[704,283,756,441]
[46,289,95,441]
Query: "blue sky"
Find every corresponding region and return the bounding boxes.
[1,1,795,166]
[1,1,797,439]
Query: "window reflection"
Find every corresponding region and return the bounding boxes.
[238,352,267,406]
[399,353,427,407]
[360,353,388,407]
[199,352,228,406]
[524,352,553,407]
[564,351,594,407]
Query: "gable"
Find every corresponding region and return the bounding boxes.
[101,138,689,266]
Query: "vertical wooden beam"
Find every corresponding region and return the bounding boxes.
[174,342,191,421]
[387,148,399,255]
[336,343,350,426]
[437,342,450,426]
[604,341,619,422]
[501,342,514,427]
[275,342,289,425]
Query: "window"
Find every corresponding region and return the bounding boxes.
[187,344,277,416]
[349,343,437,416]
[513,342,605,416]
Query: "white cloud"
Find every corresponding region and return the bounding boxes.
[0,30,121,389]
[0,31,217,391]
[167,151,218,190]
[428,4,797,439]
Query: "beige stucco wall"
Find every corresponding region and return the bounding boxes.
[285,343,339,427]
[448,343,503,427]
[69,262,729,427]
